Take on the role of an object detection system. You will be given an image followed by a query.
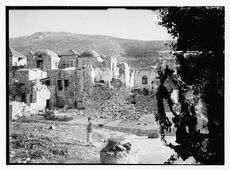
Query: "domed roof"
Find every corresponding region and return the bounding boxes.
[34,49,59,58]
[80,50,100,58]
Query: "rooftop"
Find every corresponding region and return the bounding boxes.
[33,49,59,58]
[9,48,27,59]
[79,50,100,58]
[58,49,80,57]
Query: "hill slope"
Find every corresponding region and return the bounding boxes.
[9,32,174,68]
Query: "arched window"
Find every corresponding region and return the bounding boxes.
[142,75,148,84]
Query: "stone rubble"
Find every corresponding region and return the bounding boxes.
[97,88,157,121]
[9,101,42,120]
[100,138,138,164]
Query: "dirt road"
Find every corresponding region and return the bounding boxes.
[9,116,176,164]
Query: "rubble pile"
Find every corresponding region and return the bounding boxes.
[98,89,158,120]
[9,101,41,120]
[84,84,113,109]
[84,84,158,121]
[98,91,137,120]
[134,93,157,115]
[100,139,138,164]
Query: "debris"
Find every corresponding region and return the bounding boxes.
[123,143,131,151]
[49,125,56,130]
[148,133,159,139]
[100,139,138,164]
[99,138,105,143]
[115,144,126,151]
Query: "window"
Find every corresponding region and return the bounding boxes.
[58,80,63,91]
[142,75,148,84]
[63,63,66,68]
[70,61,73,67]
[64,80,69,91]
[30,94,33,103]
[67,61,70,68]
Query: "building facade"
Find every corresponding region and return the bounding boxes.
[33,49,60,71]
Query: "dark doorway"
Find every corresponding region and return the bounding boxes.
[46,99,50,108]
[36,60,44,70]
[21,93,26,102]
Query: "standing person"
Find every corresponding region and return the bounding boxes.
[86,117,93,146]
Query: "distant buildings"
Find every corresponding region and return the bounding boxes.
[9,47,166,110]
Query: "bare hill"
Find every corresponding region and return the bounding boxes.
[9,32,174,68]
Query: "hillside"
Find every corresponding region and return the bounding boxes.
[9,32,175,68]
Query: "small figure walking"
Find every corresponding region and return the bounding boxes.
[86,117,93,146]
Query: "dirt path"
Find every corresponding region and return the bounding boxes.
[10,120,177,164]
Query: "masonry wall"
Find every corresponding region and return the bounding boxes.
[15,69,47,82]
[30,81,50,110]
[9,80,50,110]
[48,69,82,108]
[133,68,157,90]
[59,55,78,69]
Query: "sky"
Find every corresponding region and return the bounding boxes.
[9,9,173,41]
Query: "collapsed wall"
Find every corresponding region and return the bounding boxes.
[9,101,41,120]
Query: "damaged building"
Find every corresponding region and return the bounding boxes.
[9,46,161,114]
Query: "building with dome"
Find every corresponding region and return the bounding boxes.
[9,47,121,110]
[33,49,60,71]
[78,50,103,68]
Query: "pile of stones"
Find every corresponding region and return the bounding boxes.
[134,94,157,115]
[100,138,138,164]
[98,91,137,120]
[98,91,157,121]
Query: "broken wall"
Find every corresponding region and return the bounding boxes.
[30,81,50,110]
[14,69,47,82]
[133,68,157,90]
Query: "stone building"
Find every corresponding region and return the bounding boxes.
[9,80,50,110]
[8,47,131,111]
[58,49,80,69]
[78,50,103,68]
[132,67,158,91]
[9,48,27,83]
[9,48,27,70]
[32,49,60,71]
[43,65,94,108]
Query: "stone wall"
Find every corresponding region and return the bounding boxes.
[30,81,50,110]
[132,68,157,90]
[48,66,94,109]
[9,80,50,111]
[14,69,47,82]
[59,55,78,69]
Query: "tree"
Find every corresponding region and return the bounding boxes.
[155,7,224,164]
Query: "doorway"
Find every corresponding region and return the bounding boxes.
[36,60,44,70]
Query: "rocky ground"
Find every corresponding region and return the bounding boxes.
[9,114,184,164]
[9,119,106,164]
